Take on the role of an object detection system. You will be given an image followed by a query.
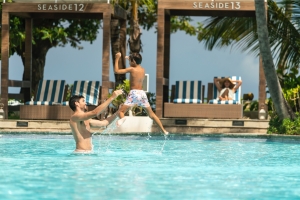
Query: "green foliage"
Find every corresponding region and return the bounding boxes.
[243,100,259,111]
[268,112,300,135]
[8,111,19,119]
[196,0,300,70]
[277,67,300,112]
[65,84,73,101]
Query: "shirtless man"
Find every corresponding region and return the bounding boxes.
[114,52,168,135]
[69,89,123,153]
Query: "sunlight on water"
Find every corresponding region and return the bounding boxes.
[90,116,168,154]
[1,134,300,199]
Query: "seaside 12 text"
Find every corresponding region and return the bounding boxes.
[37,4,85,12]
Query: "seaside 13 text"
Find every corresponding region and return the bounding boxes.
[37,4,85,12]
[193,2,241,10]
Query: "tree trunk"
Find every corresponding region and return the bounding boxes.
[111,19,126,88]
[128,0,142,54]
[255,0,295,120]
[18,40,52,98]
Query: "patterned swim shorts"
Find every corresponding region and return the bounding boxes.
[124,90,150,107]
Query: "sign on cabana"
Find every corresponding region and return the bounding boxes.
[193,1,241,10]
[37,3,85,11]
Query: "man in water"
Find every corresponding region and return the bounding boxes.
[114,52,168,135]
[69,89,123,153]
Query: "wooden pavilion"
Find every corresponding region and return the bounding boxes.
[155,0,267,118]
[1,0,126,118]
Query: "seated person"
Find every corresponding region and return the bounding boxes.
[214,77,242,101]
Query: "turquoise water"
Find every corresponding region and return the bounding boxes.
[1,134,300,200]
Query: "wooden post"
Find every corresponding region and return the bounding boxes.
[1,11,9,119]
[101,11,111,102]
[156,8,165,118]
[24,18,32,102]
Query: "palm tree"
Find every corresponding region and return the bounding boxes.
[111,0,197,87]
[197,0,300,71]
[254,0,295,120]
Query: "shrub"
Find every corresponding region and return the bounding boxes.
[268,112,300,135]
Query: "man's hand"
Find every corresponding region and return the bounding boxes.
[115,52,121,59]
[112,89,123,99]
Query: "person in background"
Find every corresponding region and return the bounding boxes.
[214,77,242,101]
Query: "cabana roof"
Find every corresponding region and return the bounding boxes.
[1,0,127,118]
[155,0,267,118]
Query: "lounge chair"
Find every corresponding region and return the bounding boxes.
[164,78,243,119]
[20,80,102,120]
[20,80,68,120]
[62,80,101,106]
[164,80,206,117]
[173,80,203,104]
[25,80,66,105]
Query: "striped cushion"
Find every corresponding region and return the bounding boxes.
[25,80,65,105]
[173,80,202,104]
[209,76,242,104]
[25,101,61,105]
[209,99,239,104]
[67,81,101,106]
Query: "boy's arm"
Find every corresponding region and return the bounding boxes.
[114,52,133,74]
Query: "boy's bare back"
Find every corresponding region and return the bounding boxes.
[129,65,145,90]
[114,52,145,90]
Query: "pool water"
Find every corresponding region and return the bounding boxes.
[1,134,300,199]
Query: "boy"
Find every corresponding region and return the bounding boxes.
[114,52,168,135]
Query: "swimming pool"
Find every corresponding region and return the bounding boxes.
[1,134,300,199]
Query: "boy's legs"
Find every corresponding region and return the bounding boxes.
[143,106,168,135]
[117,104,130,126]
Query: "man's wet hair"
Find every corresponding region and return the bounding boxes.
[69,95,84,111]
[129,53,142,64]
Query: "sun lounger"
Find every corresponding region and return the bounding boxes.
[164,78,243,119]
[173,80,203,104]
[20,80,102,120]
[20,80,68,120]
[62,80,101,106]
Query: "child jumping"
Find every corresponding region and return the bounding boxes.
[114,52,168,135]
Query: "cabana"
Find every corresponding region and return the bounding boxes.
[1,0,127,119]
[155,0,267,119]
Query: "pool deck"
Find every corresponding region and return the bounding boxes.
[0,118,270,135]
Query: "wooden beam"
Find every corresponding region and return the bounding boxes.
[169,10,255,17]
[8,80,31,88]
[113,5,127,19]
[3,3,111,13]
[1,12,9,118]
[11,13,32,18]
[29,13,104,19]
[158,0,255,11]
